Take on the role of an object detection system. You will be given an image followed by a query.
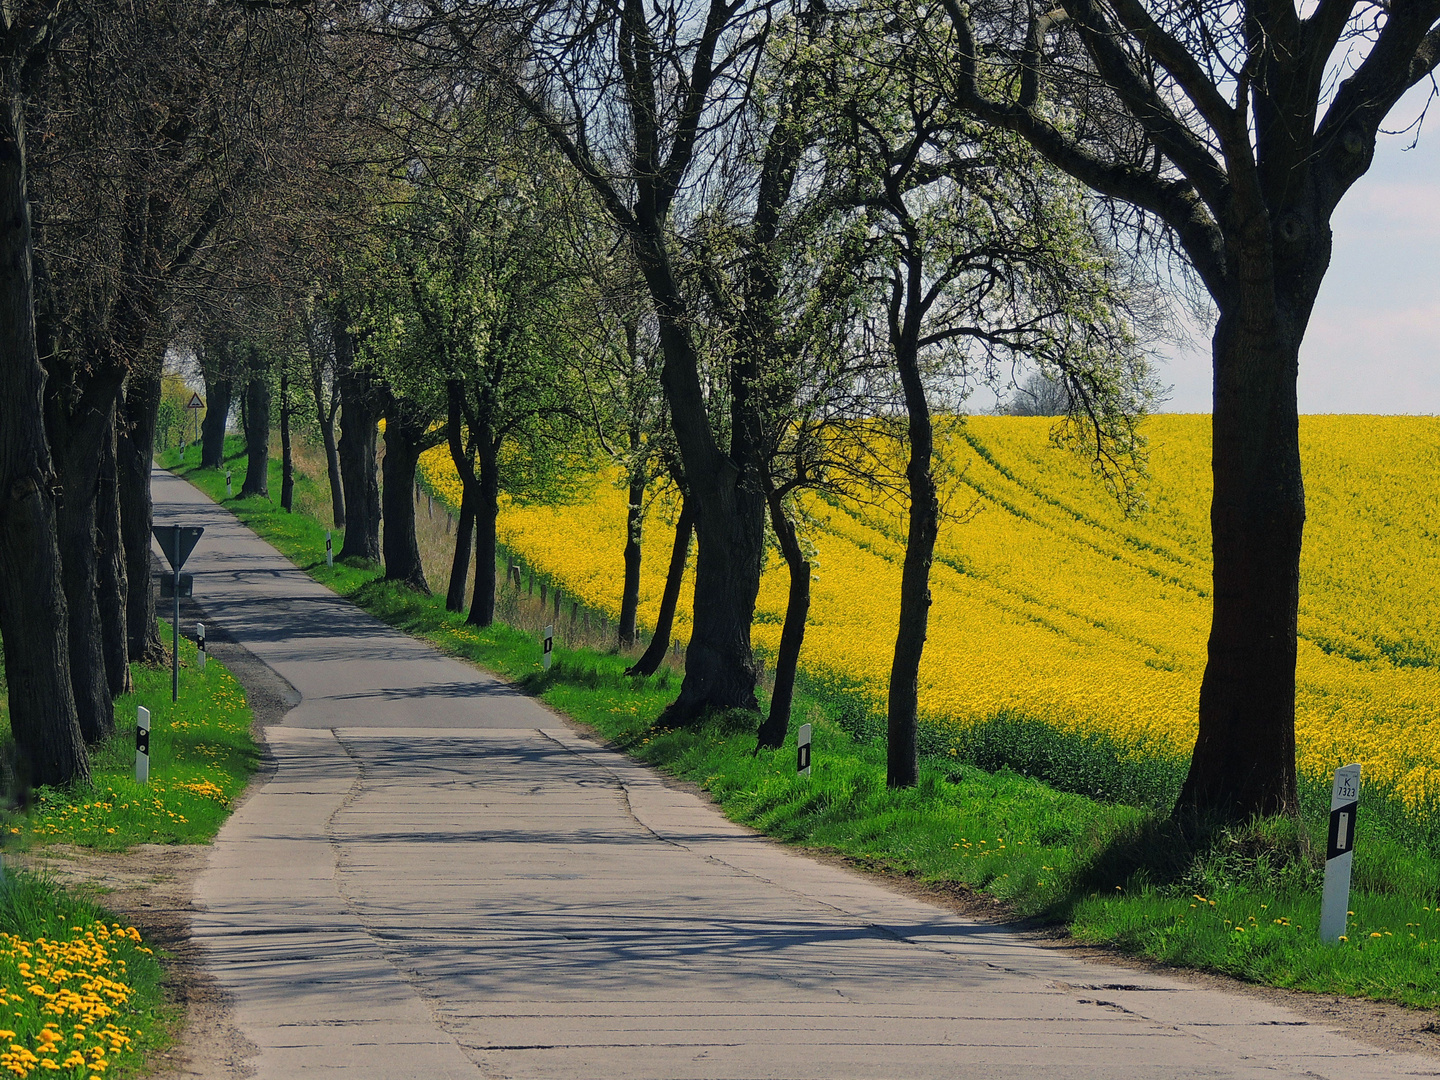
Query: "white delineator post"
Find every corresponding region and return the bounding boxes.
[543,625,554,670]
[225,469,232,498]
[1320,763,1361,943]
[325,530,334,568]
[797,723,813,777]
[196,623,206,671]
[135,706,151,783]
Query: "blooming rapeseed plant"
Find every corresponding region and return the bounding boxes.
[419,415,1440,815]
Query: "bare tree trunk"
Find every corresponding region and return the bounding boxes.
[1175,310,1304,819]
[200,375,232,469]
[97,412,130,696]
[444,382,476,612]
[0,71,90,786]
[311,355,344,529]
[886,252,938,788]
[467,430,499,627]
[380,402,429,593]
[279,369,293,512]
[627,499,692,677]
[618,462,644,648]
[756,487,810,749]
[118,369,164,663]
[48,376,123,745]
[336,318,380,563]
[240,368,270,498]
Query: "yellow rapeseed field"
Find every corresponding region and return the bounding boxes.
[417,416,1440,809]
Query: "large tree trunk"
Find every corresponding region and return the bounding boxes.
[627,498,692,677]
[380,403,429,593]
[756,488,810,750]
[279,369,294,512]
[200,374,232,469]
[48,377,123,745]
[1175,308,1304,819]
[639,239,766,718]
[118,370,165,663]
[618,460,644,648]
[312,357,344,529]
[97,413,131,696]
[887,332,937,789]
[467,432,500,626]
[240,370,270,498]
[445,382,476,612]
[0,75,90,786]
[336,321,380,563]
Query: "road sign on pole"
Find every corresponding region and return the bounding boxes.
[185,392,204,450]
[1320,763,1361,943]
[152,525,204,702]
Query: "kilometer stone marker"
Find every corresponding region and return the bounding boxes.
[1320,763,1361,943]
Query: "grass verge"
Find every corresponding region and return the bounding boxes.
[0,872,171,1078]
[0,585,260,1076]
[158,438,1440,1010]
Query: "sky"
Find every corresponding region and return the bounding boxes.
[1160,84,1440,414]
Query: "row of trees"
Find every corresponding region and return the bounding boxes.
[1,0,1434,823]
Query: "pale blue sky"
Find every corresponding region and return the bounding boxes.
[1161,86,1440,414]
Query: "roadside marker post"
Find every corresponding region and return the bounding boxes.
[196,623,206,671]
[1320,763,1362,943]
[225,469,232,498]
[543,625,554,670]
[797,723,813,777]
[152,524,204,703]
[135,706,151,783]
[325,530,334,568]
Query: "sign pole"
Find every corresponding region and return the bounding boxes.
[196,622,206,671]
[543,625,554,670]
[797,723,813,777]
[326,530,333,568]
[1320,763,1362,943]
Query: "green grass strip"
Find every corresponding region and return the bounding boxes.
[157,441,1440,1010]
[0,871,174,1078]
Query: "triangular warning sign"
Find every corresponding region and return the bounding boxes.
[152,525,204,570]
[186,392,204,409]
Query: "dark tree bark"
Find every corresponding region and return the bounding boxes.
[444,381,476,613]
[336,318,380,563]
[0,59,90,786]
[887,343,936,790]
[641,239,766,718]
[467,426,500,626]
[240,365,270,498]
[617,455,645,648]
[310,340,344,529]
[117,369,165,664]
[380,398,430,593]
[627,498,693,677]
[279,369,294,512]
[756,487,810,750]
[97,412,130,697]
[46,368,124,745]
[200,373,232,469]
[1177,317,1304,816]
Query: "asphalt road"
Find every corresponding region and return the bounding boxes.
[152,468,1436,1079]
